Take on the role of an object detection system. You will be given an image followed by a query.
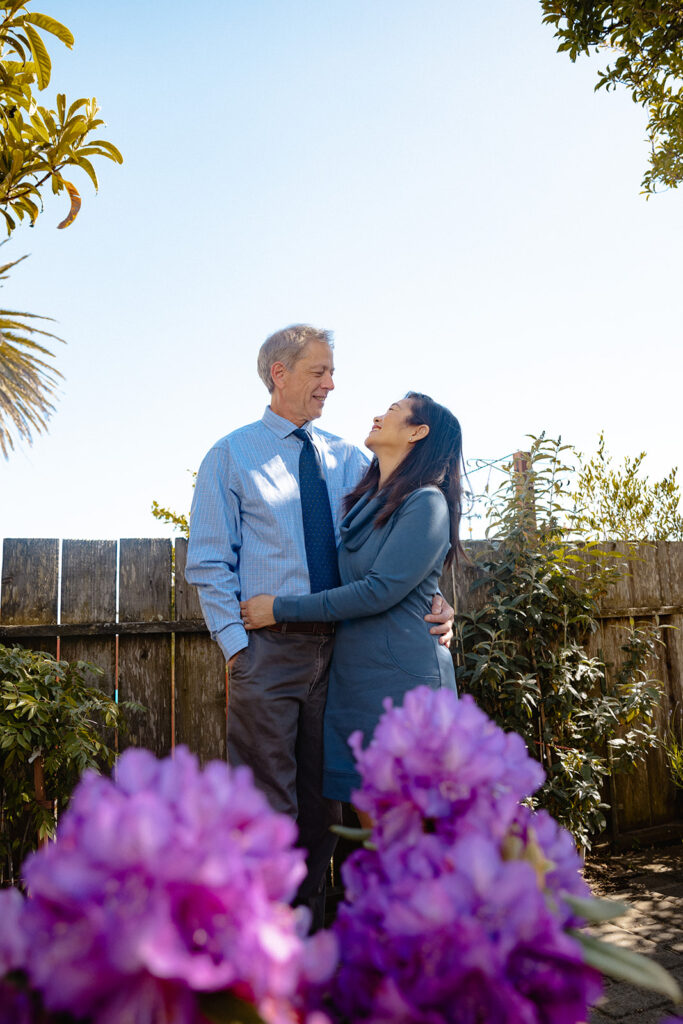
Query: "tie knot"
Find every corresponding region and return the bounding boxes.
[292,428,312,444]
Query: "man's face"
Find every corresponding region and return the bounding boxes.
[275,340,335,425]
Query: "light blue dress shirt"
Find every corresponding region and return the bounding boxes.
[185,406,369,660]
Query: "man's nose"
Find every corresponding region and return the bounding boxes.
[323,372,335,391]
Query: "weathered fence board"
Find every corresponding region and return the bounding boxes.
[60,540,117,695]
[597,543,633,615]
[668,614,683,707]
[174,539,227,764]
[599,618,664,832]
[0,539,58,656]
[594,542,682,837]
[118,539,172,756]
[442,540,491,616]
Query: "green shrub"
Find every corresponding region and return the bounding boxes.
[0,643,134,884]
[456,436,662,849]
[663,705,683,792]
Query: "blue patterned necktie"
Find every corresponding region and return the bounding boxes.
[292,428,341,593]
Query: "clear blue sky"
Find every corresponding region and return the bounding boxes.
[1,0,681,541]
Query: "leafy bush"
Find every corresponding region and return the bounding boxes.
[663,704,683,792]
[456,436,663,849]
[572,431,683,541]
[0,643,131,884]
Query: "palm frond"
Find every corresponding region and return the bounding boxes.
[0,252,64,457]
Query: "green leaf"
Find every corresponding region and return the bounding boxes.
[563,893,629,923]
[0,0,27,13]
[9,148,22,177]
[87,138,123,164]
[28,114,51,144]
[23,23,51,90]
[330,824,373,841]
[0,208,16,233]
[198,991,267,1024]
[24,12,74,48]
[73,155,98,190]
[37,105,56,135]
[65,97,89,120]
[572,931,682,1002]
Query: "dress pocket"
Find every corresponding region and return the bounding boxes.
[384,620,439,680]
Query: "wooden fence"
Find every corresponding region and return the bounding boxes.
[1,537,682,843]
[441,541,683,845]
[0,538,225,763]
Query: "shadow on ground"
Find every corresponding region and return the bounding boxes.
[585,843,683,1023]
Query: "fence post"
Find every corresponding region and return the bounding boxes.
[512,450,536,532]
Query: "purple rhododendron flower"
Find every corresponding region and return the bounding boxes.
[332,686,602,1024]
[0,888,33,1024]
[0,886,27,975]
[20,746,337,1024]
[333,833,601,1024]
[510,805,592,927]
[350,690,545,847]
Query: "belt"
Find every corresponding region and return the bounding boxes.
[266,622,335,636]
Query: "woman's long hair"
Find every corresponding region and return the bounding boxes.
[343,392,465,569]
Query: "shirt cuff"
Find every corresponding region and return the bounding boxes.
[213,623,248,661]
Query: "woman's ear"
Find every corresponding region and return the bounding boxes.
[409,424,429,443]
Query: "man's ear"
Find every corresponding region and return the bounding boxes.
[270,361,288,391]
[409,424,430,443]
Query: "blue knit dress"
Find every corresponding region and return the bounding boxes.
[273,485,457,802]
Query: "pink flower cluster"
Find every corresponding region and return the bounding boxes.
[2,747,336,1024]
[332,689,602,1024]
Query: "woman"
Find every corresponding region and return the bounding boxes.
[241,392,464,805]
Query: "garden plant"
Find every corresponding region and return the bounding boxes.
[0,642,134,885]
[0,0,122,456]
[456,436,664,849]
[541,1,683,194]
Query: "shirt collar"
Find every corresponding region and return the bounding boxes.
[261,405,314,440]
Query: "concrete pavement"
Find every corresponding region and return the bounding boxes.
[585,843,683,1023]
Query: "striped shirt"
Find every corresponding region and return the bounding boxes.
[185,406,369,660]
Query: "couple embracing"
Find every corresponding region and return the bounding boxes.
[186,324,464,929]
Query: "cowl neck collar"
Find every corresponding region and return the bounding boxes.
[340,490,386,551]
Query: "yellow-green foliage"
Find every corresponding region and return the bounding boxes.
[541,1,683,194]
[0,3,123,456]
[664,706,683,790]
[0,1,122,233]
[151,471,196,537]
[573,432,683,542]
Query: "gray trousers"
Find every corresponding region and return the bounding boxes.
[227,628,342,930]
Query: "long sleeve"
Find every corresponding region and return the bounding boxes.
[274,488,450,624]
[185,445,247,660]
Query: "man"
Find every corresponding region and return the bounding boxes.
[186,324,453,928]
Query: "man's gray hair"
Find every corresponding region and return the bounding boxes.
[257,324,334,393]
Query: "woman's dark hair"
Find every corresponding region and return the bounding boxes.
[343,392,465,569]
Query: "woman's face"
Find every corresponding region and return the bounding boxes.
[365,398,417,452]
